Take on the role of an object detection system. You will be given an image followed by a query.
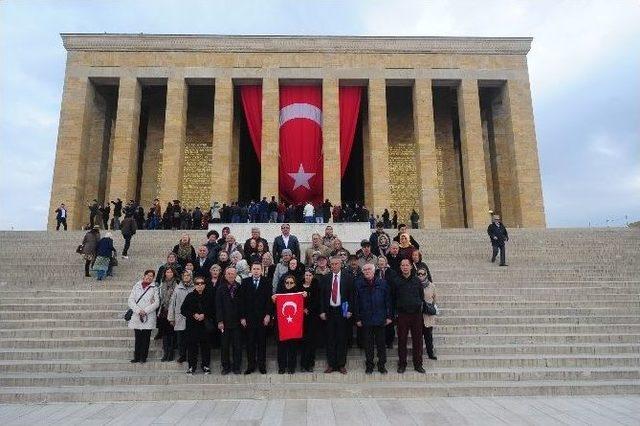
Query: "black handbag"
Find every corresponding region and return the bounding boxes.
[124,285,152,322]
[422,301,437,316]
[76,244,84,254]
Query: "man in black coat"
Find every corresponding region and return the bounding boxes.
[319,256,355,374]
[376,255,398,349]
[215,267,243,374]
[193,245,214,283]
[393,259,425,374]
[238,263,273,374]
[487,214,509,266]
[272,223,301,263]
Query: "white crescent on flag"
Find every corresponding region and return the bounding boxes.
[281,300,298,323]
[279,103,322,128]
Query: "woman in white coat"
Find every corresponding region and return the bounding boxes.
[128,269,160,363]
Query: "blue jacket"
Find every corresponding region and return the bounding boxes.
[96,237,115,257]
[354,276,391,326]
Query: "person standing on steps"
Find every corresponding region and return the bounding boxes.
[487,214,509,266]
[120,213,137,259]
[417,266,438,361]
[393,259,425,374]
[127,270,159,364]
[181,276,215,375]
[216,266,243,375]
[168,270,194,364]
[54,203,67,230]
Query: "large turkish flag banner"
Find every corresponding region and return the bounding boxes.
[275,292,305,341]
[279,86,323,205]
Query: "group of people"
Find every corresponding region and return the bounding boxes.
[125,222,438,375]
[55,197,424,232]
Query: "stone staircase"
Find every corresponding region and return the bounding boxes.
[0,228,638,402]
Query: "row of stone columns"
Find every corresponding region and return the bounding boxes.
[48,75,545,230]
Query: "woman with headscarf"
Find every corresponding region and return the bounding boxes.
[398,233,416,261]
[278,257,304,288]
[172,234,196,268]
[93,232,116,281]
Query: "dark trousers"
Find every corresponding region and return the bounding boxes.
[133,329,151,361]
[162,329,176,358]
[300,316,317,369]
[423,326,435,358]
[326,307,348,369]
[84,259,92,276]
[220,328,242,371]
[187,329,211,369]
[122,235,132,256]
[397,313,423,368]
[385,320,395,347]
[362,324,387,369]
[176,330,187,359]
[56,218,67,230]
[491,243,506,265]
[244,325,267,369]
[277,339,299,372]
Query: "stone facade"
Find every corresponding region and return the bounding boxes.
[47,34,546,230]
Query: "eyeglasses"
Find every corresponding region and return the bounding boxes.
[285,280,295,284]
[195,282,205,286]
[417,272,427,276]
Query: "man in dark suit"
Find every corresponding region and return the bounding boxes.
[319,256,355,374]
[487,214,509,266]
[272,223,300,263]
[193,246,214,283]
[238,263,273,374]
[243,227,269,258]
[215,267,243,375]
[377,255,398,349]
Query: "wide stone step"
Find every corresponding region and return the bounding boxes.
[1,379,639,402]
[1,343,637,360]
[1,354,638,373]
[1,366,639,388]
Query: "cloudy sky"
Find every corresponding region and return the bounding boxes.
[1,0,638,229]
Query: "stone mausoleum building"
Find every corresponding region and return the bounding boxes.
[48,34,546,230]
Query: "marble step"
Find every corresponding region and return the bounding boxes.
[1,379,639,402]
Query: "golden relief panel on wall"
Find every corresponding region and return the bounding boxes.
[388,143,419,224]
[181,137,212,210]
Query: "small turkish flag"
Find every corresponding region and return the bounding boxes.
[275,292,305,341]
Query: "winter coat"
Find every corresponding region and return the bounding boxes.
[354,276,392,326]
[393,273,424,315]
[81,231,99,256]
[167,282,194,331]
[120,216,137,237]
[423,283,437,328]
[127,281,160,330]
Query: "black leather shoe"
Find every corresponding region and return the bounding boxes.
[259,367,267,374]
[365,367,373,374]
[428,355,438,361]
[177,357,186,364]
[278,368,286,374]
[221,368,231,375]
[397,365,406,374]
[378,366,388,374]
[415,366,426,373]
[233,369,241,375]
[130,359,139,363]
[244,368,255,375]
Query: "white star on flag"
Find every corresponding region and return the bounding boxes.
[287,163,316,191]
[286,316,293,323]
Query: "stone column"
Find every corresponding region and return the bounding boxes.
[367,79,391,217]
[158,78,187,205]
[47,75,94,230]
[457,79,490,228]
[107,76,142,203]
[261,78,280,199]
[413,79,441,229]
[502,79,546,227]
[322,78,341,204]
[210,77,234,204]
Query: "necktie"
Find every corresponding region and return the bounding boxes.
[331,274,338,304]
[254,279,259,289]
